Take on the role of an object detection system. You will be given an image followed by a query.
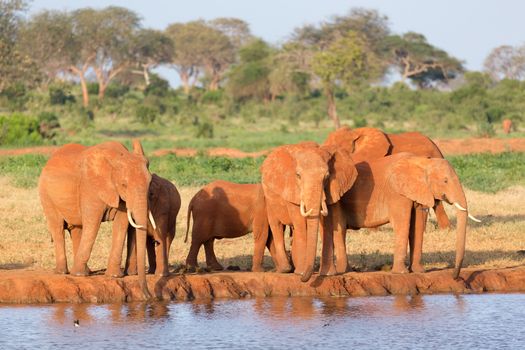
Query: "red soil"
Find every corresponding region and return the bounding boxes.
[1,267,524,304]
[2,138,523,159]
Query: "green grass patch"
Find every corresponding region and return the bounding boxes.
[448,152,525,193]
[150,154,263,186]
[0,154,48,188]
[0,152,522,192]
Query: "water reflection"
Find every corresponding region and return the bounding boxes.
[1,294,524,349]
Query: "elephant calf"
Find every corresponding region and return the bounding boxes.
[185,180,269,271]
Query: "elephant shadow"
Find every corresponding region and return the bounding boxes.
[0,262,33,270]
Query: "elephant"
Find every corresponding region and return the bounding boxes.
[324,126,451,229]
[124,140,181,277]
[331,152,480,278]
[184,180,271,272]
[502,119,513,134]
[125,173,181,277]
[259,141,357,282]
[38,141,155,298]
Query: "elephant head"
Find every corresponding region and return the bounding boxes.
[81,141,152,298]
[262,142,357,282]
[389,153,479,279]
[323,126,392,163]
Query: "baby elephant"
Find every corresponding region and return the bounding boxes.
[185,180,268,271]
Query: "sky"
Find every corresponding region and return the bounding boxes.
[29,0,525,85]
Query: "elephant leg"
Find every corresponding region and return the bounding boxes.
[41,197,68,274]
[185,238,202,271]
[389,201,412,274]
[106,210,128,278]
[204,239,223,271]
[124,227,137,275]
[70,209,104,276]
[434,201,451,230]
[69,226,82,261]
[154,234,170,277]
[409,207,428,273]
[268,220,292,273]
[147,235,157,274]
[290,219,307,275]
[331,205,348,274]
[319,214,336,276]
[252,215,269,272]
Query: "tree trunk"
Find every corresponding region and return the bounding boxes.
[325,85,341,129]
[143,66,151,86]
[180,72,190,94]
[98,81,106,100]
[208,72,220,91]
[79,75,89,107]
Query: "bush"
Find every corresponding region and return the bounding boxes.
[201,90,224,104]
[144,75,171,97]
[0,113,43,146]
[1,83,28,110]
[49,84,75,105]
[37,112,61,140]
[135,105,157,124]
[104,83,130,99]
[195,121,214,138]
[87,83,99,95]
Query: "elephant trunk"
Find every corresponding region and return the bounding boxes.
[128,196,151,299]
[301,217,319,282]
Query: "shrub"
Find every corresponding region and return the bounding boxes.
[104,83,130,99]
[87,82,99,95]
[0,113,43,146]
[195,121,214,138]
[1,83,28,110]
[144,75,171,97]
[48,84,75,105]
[201,90,224,104]
[37,112,61,140]
[135,105,157,124]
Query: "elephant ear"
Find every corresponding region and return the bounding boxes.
[132,139,145,155]
[261,146,300,204]
[323,147,358,204]
[389,156,435,208]
[351,127,392,162]
[81,147,121,208]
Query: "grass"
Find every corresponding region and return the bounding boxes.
[0,176,523,273]
[448,152,525,193]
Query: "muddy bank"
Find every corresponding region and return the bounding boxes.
[0,267,524,304]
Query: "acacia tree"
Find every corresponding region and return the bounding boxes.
[484,45,525,81]
[166,20,236,92]
[132,29,173,86]
[73,7,141,100]
[385,32,464,87]
[312,31,379,128]
[0,0,37,92]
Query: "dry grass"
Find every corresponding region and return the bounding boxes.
[0,176,524,273]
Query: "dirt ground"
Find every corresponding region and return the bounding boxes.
[1,137,524,158]
[1,266,525,304]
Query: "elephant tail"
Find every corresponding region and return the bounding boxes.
[184,200,193,243]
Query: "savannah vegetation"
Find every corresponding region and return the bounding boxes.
[0,1,524,273]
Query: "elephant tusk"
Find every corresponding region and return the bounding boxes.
[453,202,467,211]
[321,200,328,217]
[148,210,157,230]
[300,201,314,217]
[468,213,482,223]
[127,209,144,229]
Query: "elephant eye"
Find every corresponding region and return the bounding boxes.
[296,172,301,179]
[444,178,448,184]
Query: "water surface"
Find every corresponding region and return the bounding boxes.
[1,294,524,349]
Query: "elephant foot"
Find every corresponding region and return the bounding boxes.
[319,263,337,276]
[251,265,264,272]
[391,265,410,274]
[155,270,170,278]
[185,265,197,273]
[105,268,124,278]
[125,268,138,276]
[54,268,69,275]
[410,264,425,273]
[208,264,224,271]
[148,267,156,275]
[70,265,91,277]
[276,263,293,274]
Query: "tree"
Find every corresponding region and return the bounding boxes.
[484,45,525,81]
[0,0,36,93]
[385,32,464,88]
[226,39,273,101]
[17,10,74,85]
[312,31,380,128]
[209,17,252,51]
[73,7,141,101]
[132,29,173,86]
[268,43,312,98]
[166,20,236,92]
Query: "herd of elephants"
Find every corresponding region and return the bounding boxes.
[38,126,481,299]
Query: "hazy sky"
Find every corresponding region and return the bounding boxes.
[30,0,525,83]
